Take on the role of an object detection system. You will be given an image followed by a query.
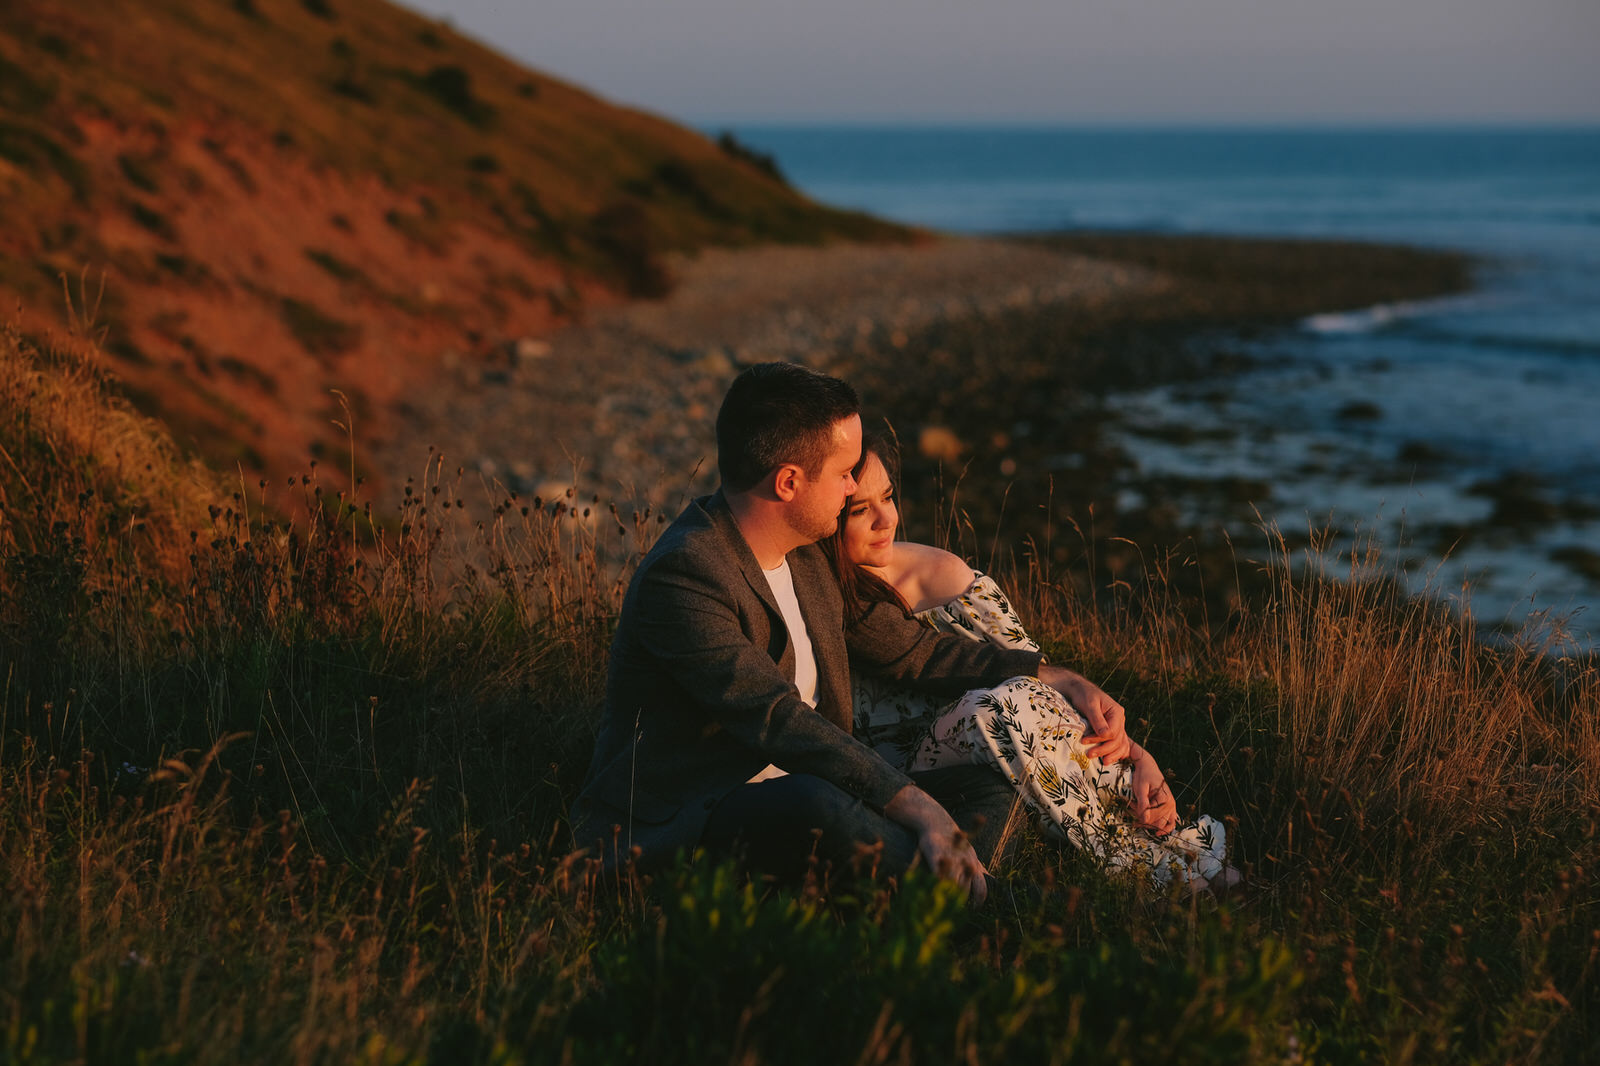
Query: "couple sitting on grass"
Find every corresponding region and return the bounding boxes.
[573,361,1236,902]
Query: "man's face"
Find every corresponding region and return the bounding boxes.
[787,414,862,543]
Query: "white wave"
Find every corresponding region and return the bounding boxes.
[1299,290,1490,336]
[1301,304,1404,334]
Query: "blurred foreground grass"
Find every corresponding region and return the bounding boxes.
[2,323,1596,1064]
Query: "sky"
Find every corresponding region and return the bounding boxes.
[400,0,1600,125]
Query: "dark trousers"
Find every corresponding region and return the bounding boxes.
[700,765,1020,885]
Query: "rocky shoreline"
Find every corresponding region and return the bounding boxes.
[372,231,1473,608]
[372,236,1159,506]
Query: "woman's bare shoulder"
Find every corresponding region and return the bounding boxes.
[887,542,978,611]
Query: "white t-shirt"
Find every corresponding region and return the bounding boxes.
[747,557,818,783]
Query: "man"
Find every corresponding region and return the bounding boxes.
[572,362,1128,902]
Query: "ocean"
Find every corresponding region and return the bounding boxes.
[718,126,1600,643]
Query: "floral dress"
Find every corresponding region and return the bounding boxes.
[853,573,1230,890]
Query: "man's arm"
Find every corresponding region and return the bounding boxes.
[848,598,1130,762]
[846,598,1041,691]
[1037,664,1131,763]
[883,783,988,905]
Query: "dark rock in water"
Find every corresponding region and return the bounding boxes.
[1125,422,1238,446]
[1466,471,1600,529]
[1335,400,1384,421]
[1396,439,1451,466]
[1364,438,1460,484]
[1205,348,1274,376]
[1469,473,1559,526]
[1551,545,1600,583]
[1143,473,1272,511]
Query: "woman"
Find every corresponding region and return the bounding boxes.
[823,428,1238,893]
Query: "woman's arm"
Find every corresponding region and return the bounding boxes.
[885,544,1134,761]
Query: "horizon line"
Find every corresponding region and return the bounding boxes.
[692,117,1600,131]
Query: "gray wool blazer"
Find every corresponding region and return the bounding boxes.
[571,491,1042,869]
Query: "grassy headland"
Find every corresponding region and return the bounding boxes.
[2,4,1593,1056]
[3,227,1597,1064]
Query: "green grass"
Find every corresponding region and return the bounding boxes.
[1,326,1597,1063]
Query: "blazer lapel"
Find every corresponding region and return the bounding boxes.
[706,493,794,678]
[790,547,852,732]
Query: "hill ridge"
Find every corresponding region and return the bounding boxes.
[0,0,905,485]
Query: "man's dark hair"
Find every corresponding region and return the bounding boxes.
[716,362,859,493]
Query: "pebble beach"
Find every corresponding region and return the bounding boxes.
[373,230,1475,632]
[375,232,1466,519]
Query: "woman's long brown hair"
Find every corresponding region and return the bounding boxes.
[820,422,912,624]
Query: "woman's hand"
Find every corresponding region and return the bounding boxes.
[1038,665,1131,763]
[1129,745,1178,836]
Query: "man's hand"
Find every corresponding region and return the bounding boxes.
[1129,745,1178,835]
[884,784,988,905]
[1038,665,1131,763]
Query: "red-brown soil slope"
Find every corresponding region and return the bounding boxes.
[0,0,905,485]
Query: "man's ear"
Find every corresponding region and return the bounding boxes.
[770,463,804,503]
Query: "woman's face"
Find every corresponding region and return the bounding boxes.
[843,450,897,568]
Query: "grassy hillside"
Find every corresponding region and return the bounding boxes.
[2,12,1595,1053]
[2,323,1596,1064]
[0,0,904,481]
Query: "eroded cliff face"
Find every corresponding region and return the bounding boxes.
[24,114,604,480]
